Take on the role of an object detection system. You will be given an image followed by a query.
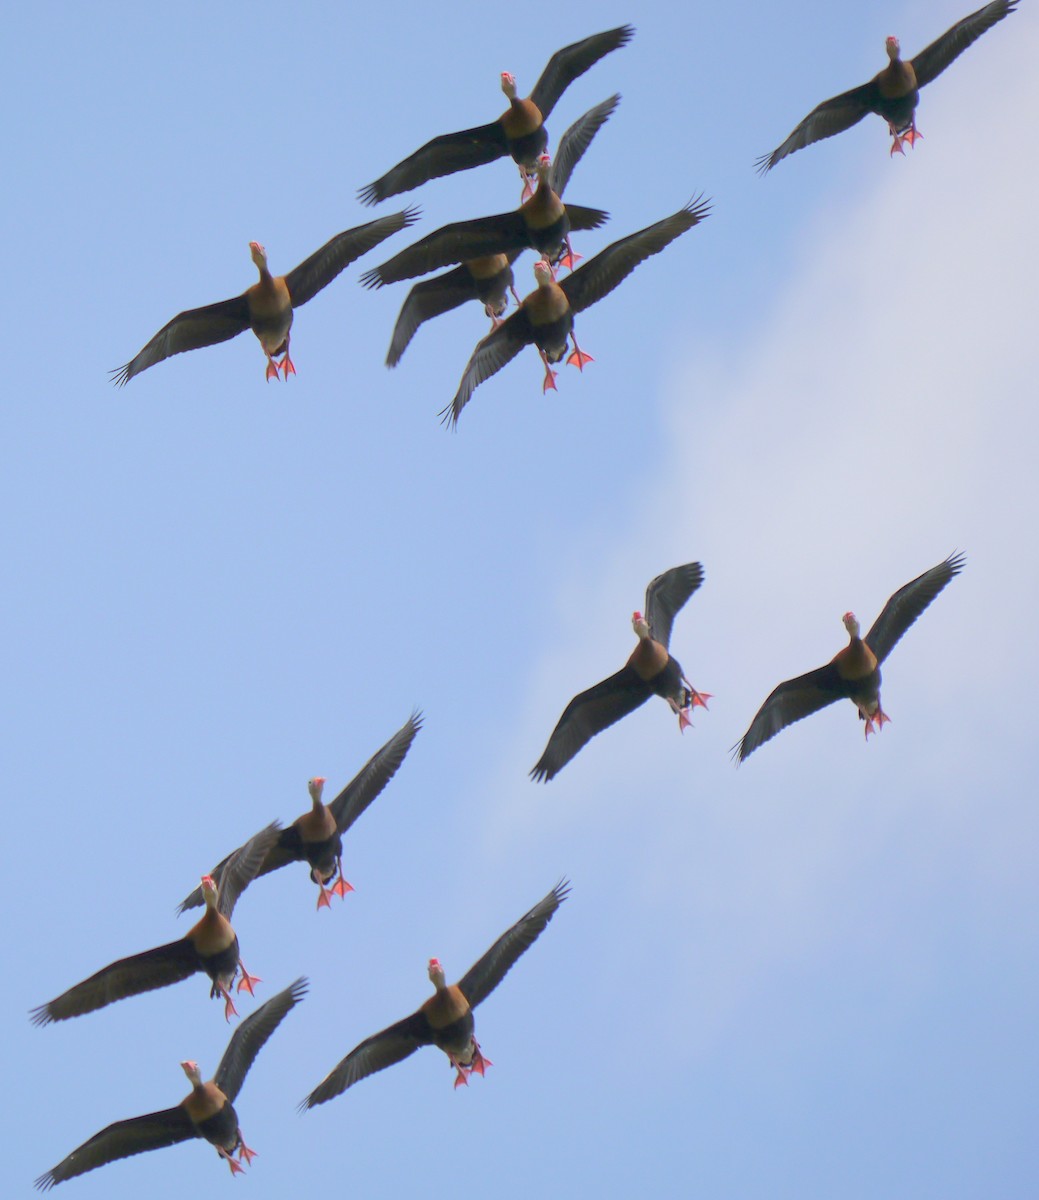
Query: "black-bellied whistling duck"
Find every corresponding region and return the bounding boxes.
[31,823,280,1025]
[442,196,711,427]
[35,977,306,1190]
[385,252,524,368]
[110,209,419,384]
[733,552,965,763]
[301,880,569,1105]
[531,565,709,783]
[362,142,614,293]
[358,26,633,205]
[177,711,422,914]
[381,95,620,366]
[755,0,1017,172]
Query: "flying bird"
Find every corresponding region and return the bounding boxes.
[361,147,611,290]
[531,564,710,783]
[441,197,711,427]
[178,712,422,913]
[31,824,280,1025]
[301,880,569,1105]
[733,552,965,763]
[358,25,633,205]
[377,94,620,366]
[755,0,1018,171]
[35,978,307,1189]
[110,209,419,384]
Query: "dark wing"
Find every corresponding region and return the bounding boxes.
[30,938,201,1025]
[439,308,534,428]
[911,0,1017,88]
[328,711,423,834]
[358,122,509,206]
[561,197,711,315]
[35,1106,195,1191]
[530,666,654,783]
[300,1011,432,1108]
[177,824,304,915]
[557,203,611,233]
[644,562,705,650]
[215,977,308,1103]
[360,213,529,288]
[386,268,485,367]
[754,82,876,174]
[284,209,420,307]
[732,663,846,764]
[457,879,570,1009]
[110,294,251,386]
[865,552,965,665]
[216,821,283,919]
[549,94,620,197]
[529,25,634,118]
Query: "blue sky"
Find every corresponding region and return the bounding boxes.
[5,1,1037,1196]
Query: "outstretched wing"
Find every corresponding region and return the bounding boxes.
[644,562,704,650]
[911,0,1017,89]
[457,880,570,1009]
[110,294,251,385]
[360,213,528,288]
[732,663,845,764]
[35,1106,195,1190]
[216,821,282,919]
[550,94,620,197]
[30,937,201,1025]
[215,977,308,1103]
[358,122,509,206]
[561,197,710,315]
[300,1011,432,1108]
[329,711,423,834]
[754,82,875,174]
[865,552,965,665]
[440,309,533,428]
[529,25,634,118]
[284,209,420,307]
[530,667,652,782]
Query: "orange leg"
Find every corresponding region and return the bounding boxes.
[237,1134,257,1166]
[450,1057,470,1089]
[217,982,239,1022]
[218,1147,246,1176]
[469,1041,493,1078]
[565,331,593,372]
[236,960,261,997]
[538,349,559,393]
[264,353,281,381]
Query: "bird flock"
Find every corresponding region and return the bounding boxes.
[32,2,1018,1189]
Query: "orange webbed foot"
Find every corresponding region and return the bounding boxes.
[219,984,239,1022]
[316,886,332,910]
[264,358,280,381]
[220,1148,246,1176]
[279,354,296,379]
[469,1044,492,1077]
[566,347,593,371]
[452,1065,470,1089]
[902,127,922,148]
[331,875,354,899]
[236,963,261,997]
[542,368,559,393]
[237,1139,257,1166]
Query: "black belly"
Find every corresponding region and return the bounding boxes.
[508,128,548,170]
[201,937,240,993]
[649,655,685,704]
[846,666,882,712]
[432,1011,476,1061]
[532,312,574,363]
[194,1100,240,1154]
[304,832,343,884]
[473,266,514,317]
[875,91,919,132]
[526,213,569,263]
